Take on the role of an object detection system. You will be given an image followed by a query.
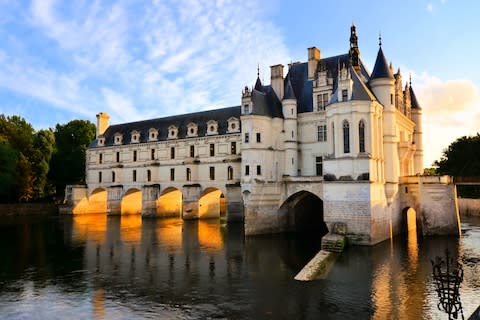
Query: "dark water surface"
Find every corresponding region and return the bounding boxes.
[0,214,479,319]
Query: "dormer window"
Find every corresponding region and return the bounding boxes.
[342,89,348,102]
[206,120,218,135]
[114,133,123,145]
[131,130,140,143]
[149,128,158,141]
[243,104,250,114]
[168,125,178,139]
[97,137,105,146]
[227,117,240,133]
[186,122,198,137]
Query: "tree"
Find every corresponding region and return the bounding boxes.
[0,141,18,202]
[434,134,480,176]
[32,129,56,200]
[49,120,96,200]
[434,134,480,198]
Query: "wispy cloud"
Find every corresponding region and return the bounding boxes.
[0,0,290,125]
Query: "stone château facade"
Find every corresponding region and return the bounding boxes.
[68,25,459,245]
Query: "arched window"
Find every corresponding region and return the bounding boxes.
[359,120,366,153]
[227,166,233,180]
[343,120,350,153]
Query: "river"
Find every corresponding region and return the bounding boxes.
[0,214,478,319]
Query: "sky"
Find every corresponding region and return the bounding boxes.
[0,0,479,167]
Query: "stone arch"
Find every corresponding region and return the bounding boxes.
[198,187,226,219]
[278,191,328,234]
[402,206,421,235]
[157,187,182,217]
[121,188,142,215]
[89,188,108,214]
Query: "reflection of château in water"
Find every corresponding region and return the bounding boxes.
[65,25,460,245]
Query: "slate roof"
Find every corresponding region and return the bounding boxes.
[410,87,421,109]
[369,47,394,80]
[330,67,376,103]
[285,54,371,113]
[90,106,240,148]
[283,75,296,99]
[251,85,283,118]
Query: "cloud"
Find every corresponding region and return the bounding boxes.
[427,3,434,12]
[413,73,480,166]
[0,1,290,126]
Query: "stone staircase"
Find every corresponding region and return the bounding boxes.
[321,222,347,253]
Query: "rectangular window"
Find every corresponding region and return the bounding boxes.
[317,93,329,111]
[244,104,249,114]
[245,165,250,176]
[256,133,261,143]
[245,133,249,143]
[133,150,137,162]
[390,94,394,105]
[99,153,103,164]
[133,170,137,182]
[317,124,327,142]
[190,145,195,157]
[151,149,155,160]
[170,168,175,181]
[316,157,323,176]
[112,171,115,182]
[116,152,120,162]
[170,147,175,159]
[257,165,261,175]
[342,89,348,101]
[231,142,236,155]
[186,168,191,181]
[98,171,102,183]
[209,143,215,156]
[209,166,215,180]
[147,170,151,182]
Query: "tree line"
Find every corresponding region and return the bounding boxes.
[0,115,95,203]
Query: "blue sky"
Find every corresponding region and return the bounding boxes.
[0,0,479,167]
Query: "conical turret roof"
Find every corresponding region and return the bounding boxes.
[370,47,394,80]
[410,87,421,109]
[283,76,296,100]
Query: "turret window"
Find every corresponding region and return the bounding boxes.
[359,120,366,153]
[170,147,175,159]
[316,157,323,176]
[209,166,215,180]
[245,165,250,176]
[151,148,155,160]
[112,171,115,182]
[99,153,103,164]
[231,142,236,154]
[257,165,262,175]
[133,170,137,182]
[170,168,175,181]
[133,150,137,162]
[186,168,191,181]
[343,120,350,153]
[244,104,250,114]
[98,172,102,183]
[256,133,261,143]
[190,145,195,157]
[227,166,233,180]
[209,144,215,156]
[342,90,348,102]
[147,170,151,182]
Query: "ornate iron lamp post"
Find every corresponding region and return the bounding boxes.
[431,249,464,320]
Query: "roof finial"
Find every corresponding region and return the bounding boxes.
[409,73,412,86]
[379,32,382,47]
[257,63,260,78]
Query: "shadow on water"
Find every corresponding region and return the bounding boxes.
[0,215,479,319]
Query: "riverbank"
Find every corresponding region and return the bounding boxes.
[0,203,58,216]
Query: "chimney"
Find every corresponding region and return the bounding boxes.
[270,64,284,100]
[96,112,110,138]
[308,47,320,80]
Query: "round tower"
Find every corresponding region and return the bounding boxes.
[368,40,399,202]
[410,86,424,174]
[282,76,298,176]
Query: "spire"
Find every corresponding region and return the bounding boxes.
[283,75,296,100]
[349,23,361,72]
[370,45,394,80]
[254,64,263,91]
[379,32,382,47]
[410,86,421,109]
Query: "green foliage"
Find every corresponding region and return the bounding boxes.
[423,167,438,176]
[49,120,95,200]
[434,134,480,176]
[0,142,18,202]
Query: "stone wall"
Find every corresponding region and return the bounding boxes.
[458,198,480,216]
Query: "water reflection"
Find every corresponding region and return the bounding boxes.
[0,215,479,319]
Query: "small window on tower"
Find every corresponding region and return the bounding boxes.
[342,89,348,101]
